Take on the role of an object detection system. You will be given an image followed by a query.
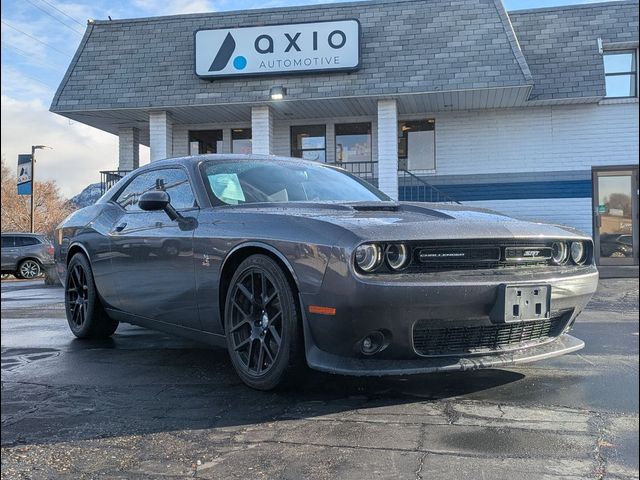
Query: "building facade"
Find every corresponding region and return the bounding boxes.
[51,0,639,269]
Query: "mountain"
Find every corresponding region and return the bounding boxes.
[71,183,102,208]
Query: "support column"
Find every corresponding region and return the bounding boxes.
[118,127,139,171]
[251,105,274,155]
[149,111,173,161]
[377,99,399,200]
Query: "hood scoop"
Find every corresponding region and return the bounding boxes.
[348,201,400,212]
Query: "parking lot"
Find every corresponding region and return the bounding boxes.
[1,278,638,479]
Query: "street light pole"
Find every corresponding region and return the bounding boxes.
[29,145,51,233]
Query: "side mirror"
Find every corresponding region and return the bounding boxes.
[138,190,170,211]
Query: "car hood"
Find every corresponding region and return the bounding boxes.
[225,201,590,242]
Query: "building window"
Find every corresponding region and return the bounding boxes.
[398,119,435,170]
[189,130,223,154]
[231,128,252,154]
[291,125,326,162]
[603,50,637,98]
[335,123,372,164]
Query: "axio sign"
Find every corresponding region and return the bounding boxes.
[195,20,360,79]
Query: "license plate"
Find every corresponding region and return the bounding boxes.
[492,284,551,323]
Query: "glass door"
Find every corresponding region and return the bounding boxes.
[593,167,639,266]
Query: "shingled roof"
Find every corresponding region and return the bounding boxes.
[50,0,533,114]
[510,0,639,102]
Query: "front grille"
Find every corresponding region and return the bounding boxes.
[413,314,569,357]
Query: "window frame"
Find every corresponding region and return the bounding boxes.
[603,49,638,99]
[334,122,373,164]
[398,119,437,171]
[110,165,199,213]
[1,236,16,248]
[290,125,327,163]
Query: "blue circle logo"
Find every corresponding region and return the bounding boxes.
[233,56,247,70]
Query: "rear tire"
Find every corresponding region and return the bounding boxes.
[224,254,304,390]
[17,259,41,279]
[65,253,118,338]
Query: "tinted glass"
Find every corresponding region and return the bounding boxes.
[202,160,388,205]
[231,128,252,154]
[14,236,40,247]
[115,168,196,211]
[189,130,223,154]
[1,236,15,248]
[335,123,372,163]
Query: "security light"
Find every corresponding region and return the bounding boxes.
[270,86,286,100]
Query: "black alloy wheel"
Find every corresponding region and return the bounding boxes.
[224,254,303,390]
[65,253,119,338]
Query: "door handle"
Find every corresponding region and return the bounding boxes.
[114,222,127,232]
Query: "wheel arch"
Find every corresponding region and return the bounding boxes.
[218,242,303,333]
[66,242,91,265]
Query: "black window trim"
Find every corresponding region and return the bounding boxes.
[603,49,638,99]
[290,124,327,161]
[108,164,200,214]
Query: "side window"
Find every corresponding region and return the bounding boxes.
[15,237,40,247]
[114,168,196,211]
[1,236,15,248]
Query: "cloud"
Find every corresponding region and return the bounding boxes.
[1,95,120,198]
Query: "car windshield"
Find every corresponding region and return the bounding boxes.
[201,160,389,205]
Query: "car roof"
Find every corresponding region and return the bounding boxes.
[137,154,326,171]
[1,232,47,237]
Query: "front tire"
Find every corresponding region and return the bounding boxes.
[224,254,304,390]
[65,253,118,338]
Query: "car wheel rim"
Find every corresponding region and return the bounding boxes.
[20,261,40,279]
[229,269,283,377]
[66,264,89,328]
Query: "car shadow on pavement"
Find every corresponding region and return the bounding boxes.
[1,330,525,448]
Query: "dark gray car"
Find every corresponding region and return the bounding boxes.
[1,233,54,279]
[54,155,598,390]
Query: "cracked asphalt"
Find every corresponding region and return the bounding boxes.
[1,278,638,479]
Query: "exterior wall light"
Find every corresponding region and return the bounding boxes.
[270,86,286,100]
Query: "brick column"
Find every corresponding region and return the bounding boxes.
[251,106,274,155]
[149,111,173,161]
[377,99,398,200]
[118,127,139,171]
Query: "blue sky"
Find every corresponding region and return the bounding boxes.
[0,0,620,196]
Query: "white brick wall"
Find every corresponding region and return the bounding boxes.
[428,103,639,176]
[467,198,594,235]
[251,106,274,155]
[118,127,139,170]
[149,111,173,161]
[377,99,399,199]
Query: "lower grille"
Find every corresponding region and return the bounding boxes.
[413,314,568,357]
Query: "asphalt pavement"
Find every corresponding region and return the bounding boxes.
[1,278,638,479]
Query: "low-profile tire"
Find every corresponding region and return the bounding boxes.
[17,259,41,279]
[224,254,304,391]
[65,253,118,338]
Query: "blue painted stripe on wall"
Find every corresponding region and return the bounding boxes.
[400,179,593,202]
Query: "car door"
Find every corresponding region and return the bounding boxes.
[108,167,201,328]
[1,236,17,271]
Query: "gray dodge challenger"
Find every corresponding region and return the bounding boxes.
[55,155,598,390]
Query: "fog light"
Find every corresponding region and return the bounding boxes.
[360,331,385,355]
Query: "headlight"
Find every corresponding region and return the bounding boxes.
[355,243,382,272]
[551,241,569,265]
[385,243,410,270]
[570,241,587,265]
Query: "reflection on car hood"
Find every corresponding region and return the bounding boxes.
[225,201,589,241]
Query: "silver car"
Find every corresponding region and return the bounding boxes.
[1,233,54,279]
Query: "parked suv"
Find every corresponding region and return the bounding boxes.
[1,233,55,279]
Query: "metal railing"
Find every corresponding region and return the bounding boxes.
[327,161,379,188]
[100,170,131,195]
[398,169,461,204]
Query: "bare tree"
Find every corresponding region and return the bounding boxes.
[1,158,76,238]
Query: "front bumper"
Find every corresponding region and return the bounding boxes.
[300,264,598,375]
[306,333,584,376]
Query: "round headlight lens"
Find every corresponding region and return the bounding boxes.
[551,241,569,265]
[570,241,587,265]
[385,243,410,270]
[355,243,382,272]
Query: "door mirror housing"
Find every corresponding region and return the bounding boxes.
[138,190,170,212]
